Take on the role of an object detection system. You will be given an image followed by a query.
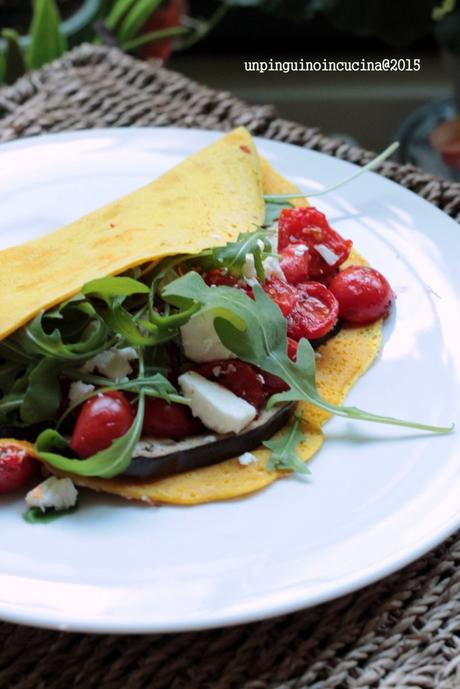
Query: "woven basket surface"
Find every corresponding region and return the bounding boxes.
[0,45,460,689]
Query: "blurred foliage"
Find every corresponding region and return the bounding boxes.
[221,0,459,50]
[0,0,459,88]
[0,0,67,84]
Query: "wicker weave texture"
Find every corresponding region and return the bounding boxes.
[0,44,459,222]
[0,45,460,689]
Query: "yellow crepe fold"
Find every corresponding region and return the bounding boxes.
[0,127,264,340]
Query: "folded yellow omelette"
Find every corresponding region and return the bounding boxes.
[0,128,381,504]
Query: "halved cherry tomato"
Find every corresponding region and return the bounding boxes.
[263,278,297,317]
[329,266,393,324]
[287,337,298,361]
[288,282,339,341]
[0,444,38,495]
[193,359,266,410]
[142,397,204,439]
[204,268,252,296]
[278,207,352,279]
[70,392,134,459]
[279,244,310,285]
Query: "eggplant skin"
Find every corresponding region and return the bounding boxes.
[310,318,342,350]
[122,402,296,481]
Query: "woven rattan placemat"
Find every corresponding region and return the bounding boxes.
[1,45,460,689]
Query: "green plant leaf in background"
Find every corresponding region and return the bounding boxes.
[105,0,138,31]
[117,0,163,45]
[0,29,26,84]
[27,0,67,70]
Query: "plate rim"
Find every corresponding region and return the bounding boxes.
[0,125,459,634]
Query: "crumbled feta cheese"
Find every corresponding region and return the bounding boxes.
[212,365,222,377]
[81,347,138,381]
[178,371,256,434]
[180,312,233,363]
[68,381,95,407]
[267,231,278,252]
[294,244,309,256]
[314,243,340,266]
[26,477,78,512]
[243,253,257,281]
[238,452,257,466]
[263,255,285,281]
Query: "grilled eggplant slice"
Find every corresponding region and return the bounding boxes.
[122,402,296,480]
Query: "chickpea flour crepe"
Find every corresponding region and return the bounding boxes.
[5,127,444,517]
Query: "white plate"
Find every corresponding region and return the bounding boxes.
[0,128,459,634]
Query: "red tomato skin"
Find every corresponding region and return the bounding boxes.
[263,279,297,317]
[70,392,134,459]
[278,207,352,279]
[280,244,310,284]
[204,268,252,296]
[0,446,38,495]
[193,359,266,410]
[142,398,204,439]
[287,282,339,341]
[139,0,186,61]
[287,337,298,361]
[329,266,393,324]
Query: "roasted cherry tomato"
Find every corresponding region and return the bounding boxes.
[287,337,298,361]
[329,266,393,324]
[142,397,204,439]
[0,444,38,495]
[279,244,310,285]
[70,392,134,459]
[193,359,266,410]
[278,207,352,279]
[204,268,252,296]
[288,281,339,341]
[263,278,297,317]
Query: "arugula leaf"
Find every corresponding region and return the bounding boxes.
[82,275,184,347]
[263,200,291,226]
[82,276,150,300]
[163,273,451,434]
[11,310,109,363]
[211,230,272,281]
[23,505,78,524]
[0,361,23,395]
[36,392,145,478]
[264,417,310,474]
[163,272,246,332]
[20,358,61,424]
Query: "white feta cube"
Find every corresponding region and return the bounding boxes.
[178,371,256,434]
[180,312,233,363]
